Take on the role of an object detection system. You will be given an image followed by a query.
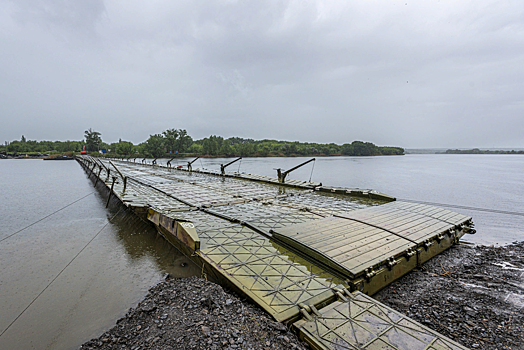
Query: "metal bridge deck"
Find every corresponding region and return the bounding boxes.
[295,291,467,350]
[272,201,472,281]
[77,157,472,350]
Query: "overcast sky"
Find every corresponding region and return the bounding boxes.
[1,0,523,148]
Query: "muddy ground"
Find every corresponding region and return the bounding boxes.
[81,242,524,350]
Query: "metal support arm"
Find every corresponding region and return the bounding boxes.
[220,157,242,175]
[276,158,315,183]
[187,157,200,171]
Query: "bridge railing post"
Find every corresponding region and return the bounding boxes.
[94,168,102,187]
[106,176,117,208]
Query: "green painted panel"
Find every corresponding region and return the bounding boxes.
[273,216,414,278]
[198,224,345,321]
[294,291,468,350]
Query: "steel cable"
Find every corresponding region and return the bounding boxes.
[397,198,524,217]
[0,207,124,338]
[309,159,316,183]
[0,192,95,243]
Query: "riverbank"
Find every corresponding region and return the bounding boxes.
[81,242,524,350]
[80,276,308,350]
[0,152,74,159]
[375,241,524,349]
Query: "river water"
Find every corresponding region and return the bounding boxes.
[1,155,523,349]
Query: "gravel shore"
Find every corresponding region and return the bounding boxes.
[375,242,524,350]
[81,242,524,350]
[80,276,308,350]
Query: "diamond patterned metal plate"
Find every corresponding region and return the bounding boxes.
[79,157,472,350]
[277,192,378,217]
[198,224,345,321]
[117,179,191,211]
[104,160,310,207]
[295,291,468,350]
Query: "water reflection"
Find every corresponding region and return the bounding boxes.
[109,208,199,275]
[143,155,524,245]
[0,160,200,350]
[1,155,523,349]
[100,184,201,276]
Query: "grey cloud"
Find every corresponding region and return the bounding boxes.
[9,0,106,43]
[1,0,523,147]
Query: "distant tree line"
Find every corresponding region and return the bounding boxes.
[1,128,404,158]
[1,137,83,154]
[444,148,524,154]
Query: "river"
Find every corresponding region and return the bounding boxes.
[0,155,523,349]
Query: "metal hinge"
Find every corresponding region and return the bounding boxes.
[298,303,321,321]
[447,228,460,243]
[333,287,351,302]
[423,239,435,250]
[386,257,400,270]
[405,248,416,260]
[364,268,377,281]
[464,223,476,234]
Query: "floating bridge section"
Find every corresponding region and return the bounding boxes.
[77,156,473,350]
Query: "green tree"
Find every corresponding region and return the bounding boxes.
[237,142,254,156]
[340,143,353,155]
[281,143,297,156]
[202,135,223,155]
[258,144,270,157]
[188,143,203,154]
[145,134,165,157]
[115,141,134,155]
[341,141,378,156]
[379,146,404,155]
[175,129,193,153]
[351,141,377,156]
[163,129,179,153]
[220,142,233,156]
[162,128,193,154]
[7,140,21,152]
[84,128,102,152]
[136,142,147,156]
